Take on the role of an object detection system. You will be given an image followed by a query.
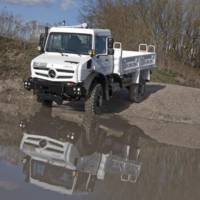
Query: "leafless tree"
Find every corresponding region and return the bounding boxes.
[81,0,200,67]
[0,10,45,41]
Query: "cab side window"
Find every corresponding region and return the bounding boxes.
[95,36,107,55]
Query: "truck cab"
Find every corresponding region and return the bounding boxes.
[32,26,114,82]
[20,131,141,195]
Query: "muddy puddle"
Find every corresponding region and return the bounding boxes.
[0,107,200,200]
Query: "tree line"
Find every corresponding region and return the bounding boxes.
[1,1,200,68]
[81,0,200,68]
[0,10,45,41]
[0,10,70,41]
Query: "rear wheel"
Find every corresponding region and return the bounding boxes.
[85,83,103,114]
[86,175,97,192]
[129,79,146,103]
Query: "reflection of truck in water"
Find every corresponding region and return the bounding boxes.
[24,23,156,113]
[20,133,141,195]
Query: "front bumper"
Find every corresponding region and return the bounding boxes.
[24,78,86,102]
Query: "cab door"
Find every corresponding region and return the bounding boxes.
[94,35,113,75]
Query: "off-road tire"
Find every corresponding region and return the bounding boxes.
[86,175,97,192]
[37,95,53,107]
[42,100,53,107]
[85,84,103,114]
[129,79,146,103]
[79,114,106,154]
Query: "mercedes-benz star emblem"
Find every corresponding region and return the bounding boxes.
[39,139,47,148]
[48,69,56,78]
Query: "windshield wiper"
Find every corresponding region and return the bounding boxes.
[65,50,82,56]
[58,49,65,56]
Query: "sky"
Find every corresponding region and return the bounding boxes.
[0,0,84,25]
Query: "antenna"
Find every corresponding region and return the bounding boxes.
[62,20,66,26]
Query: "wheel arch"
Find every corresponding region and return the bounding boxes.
[83,72,108,99]
[111,73,123,87]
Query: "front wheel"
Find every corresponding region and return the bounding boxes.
[42,100,53,107]
[37,95,53,107]
[85,84,103,114]
[37,97,52,107]
[129,80,146,103]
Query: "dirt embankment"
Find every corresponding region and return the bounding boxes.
[0,36,38,79]
[117,83,200,148]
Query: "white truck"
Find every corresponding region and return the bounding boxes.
[24,24,156,113]
[20,133,141,195]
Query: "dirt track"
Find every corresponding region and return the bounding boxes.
[0,79,200,148]
[118,83,200,148]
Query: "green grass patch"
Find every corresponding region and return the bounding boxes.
[151,67,178,84]
[0,36,38,79]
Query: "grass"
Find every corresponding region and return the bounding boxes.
[0,36,38,80]
[151,68,179,85]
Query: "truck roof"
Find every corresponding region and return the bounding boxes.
[49,27,111,36]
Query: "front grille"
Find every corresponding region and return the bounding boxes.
[45,147,64,154]
[34,67,49,71]
[56,69,74,73]
[57,76,73,79]
[55,68,74,79]
[49,140,64,148]
[22,135,65,156]
[34,66,75,79]
[24,141,39,148]
[36,72,49,77]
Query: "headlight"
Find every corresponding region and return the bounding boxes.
[33,62,47,68]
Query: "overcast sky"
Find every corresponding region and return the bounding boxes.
[0,0,83,24]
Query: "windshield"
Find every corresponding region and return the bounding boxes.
[46,32,92,55]
[31,160,74,190]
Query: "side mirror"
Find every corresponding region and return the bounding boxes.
[38,26,49,53]
[108,38,114,55]
[38,33,45,53]
[108,38,114,49]
[108,48,114,55]
[89,49,96,57]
